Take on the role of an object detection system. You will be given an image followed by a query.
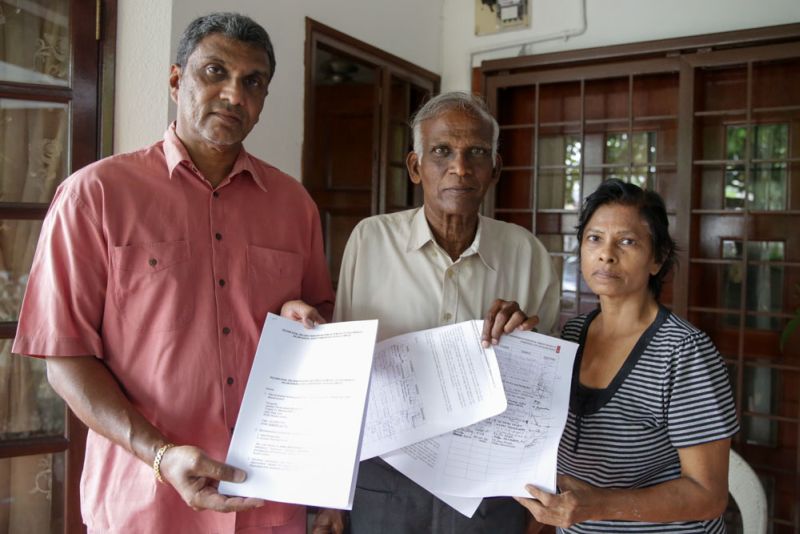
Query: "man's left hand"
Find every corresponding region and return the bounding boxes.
[159,445,266,513]
[481,299,540,347]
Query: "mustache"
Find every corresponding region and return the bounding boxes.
[210,103,244,118]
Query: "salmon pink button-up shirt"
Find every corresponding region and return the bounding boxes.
[13,124,335,533]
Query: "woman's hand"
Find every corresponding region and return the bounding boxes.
[515,475,599,529]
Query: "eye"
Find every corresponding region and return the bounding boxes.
[585,234,600,243]
[620,238,636,246]
[245,76,264,89]
[470,147,490,157]
[432,146,449,156]
[205,64,224,76]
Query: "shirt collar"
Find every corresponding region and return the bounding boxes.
[407,206,496,271]
[162,122,267,192]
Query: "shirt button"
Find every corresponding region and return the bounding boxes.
[443,312,452,321]
[227,377,234,385]
[215,233,222,240]
[222,327,231,335]
[148,258,157,267]
[447,270,454,279]
[213,191,220,198]
[219,279,226,287]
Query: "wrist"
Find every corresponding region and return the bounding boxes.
[153,442,176,483]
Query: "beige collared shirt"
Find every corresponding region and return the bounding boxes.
[334,207,559,341]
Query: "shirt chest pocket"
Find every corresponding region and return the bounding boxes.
[247,245,303,324]
[112,241,194,331]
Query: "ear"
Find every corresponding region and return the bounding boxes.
[169,64,182,104]
[650,259,663,277]
[407,151,422,185]
[491,153,503,183]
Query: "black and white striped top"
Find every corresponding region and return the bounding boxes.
[557,306,739,533]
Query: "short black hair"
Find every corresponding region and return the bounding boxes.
[576,179,677,299]
[175,12,276,81]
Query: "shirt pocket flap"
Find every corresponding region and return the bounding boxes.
[113,241,191,273]
[247,245,302,279]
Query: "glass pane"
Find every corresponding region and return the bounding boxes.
[0,0,70,85]
[0,451,65,532]
[724,165,746,210]
[388,122,407,164]
[385,166,409,211]
[750,163,786,210]
[605,132,656,165]
[0,219,42,321]
[753,123,788,160]
[0,340,65,440]
[742,364,778,446]
[721,240,784,330]
[0,99,70,203]
[538,134,580,167]
[537,169,580,210]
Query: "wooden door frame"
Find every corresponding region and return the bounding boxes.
[0,1,117,532]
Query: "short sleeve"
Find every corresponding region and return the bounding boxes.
[12,182,107,358]
[665,330,739,448]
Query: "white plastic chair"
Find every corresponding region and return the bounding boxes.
[728,449,768,534]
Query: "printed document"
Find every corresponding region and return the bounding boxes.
[360,320,507,460]
[382,330,577,514]
[219,313,377,510]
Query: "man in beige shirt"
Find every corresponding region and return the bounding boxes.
[301,91,559,534]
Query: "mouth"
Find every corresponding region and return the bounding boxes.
[210,111,243,125]
[442,186,477,194]
[592,270,620,280]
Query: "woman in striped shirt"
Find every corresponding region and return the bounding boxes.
[516,179,739,533]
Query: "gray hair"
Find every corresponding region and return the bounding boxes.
[411,91,499,164]
[175,12,276,81]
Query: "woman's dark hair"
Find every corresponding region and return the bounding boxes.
[576,179,677,299]
[175,12,276,81]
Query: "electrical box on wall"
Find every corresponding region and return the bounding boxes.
[475,0,530,36]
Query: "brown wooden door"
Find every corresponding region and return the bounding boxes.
[303,19,438,287]
[0,1,116,532]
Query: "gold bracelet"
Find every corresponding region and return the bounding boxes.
[153,443,175,483]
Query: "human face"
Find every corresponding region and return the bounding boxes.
[169,33,270,151]
[407,109,500,220]
[580,203,662,300]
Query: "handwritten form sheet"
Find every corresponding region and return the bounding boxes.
[219,313,377,510]
[360,320,507,461]
[382,330,577,516]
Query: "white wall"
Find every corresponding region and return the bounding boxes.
[114,0,444,179]
[113,0,172,153]
[441,0,800,91]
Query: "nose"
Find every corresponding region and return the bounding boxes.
[449,150,470,177]
[220,78,244,106]
[597,242,616,263]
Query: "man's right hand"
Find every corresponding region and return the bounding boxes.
[312,508,345,534]
[160,445,265,513]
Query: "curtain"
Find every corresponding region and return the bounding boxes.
[0,1,70,532]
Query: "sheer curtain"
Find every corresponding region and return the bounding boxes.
[0,1,70,531]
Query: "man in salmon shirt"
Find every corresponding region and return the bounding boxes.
[12,12,333,534]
